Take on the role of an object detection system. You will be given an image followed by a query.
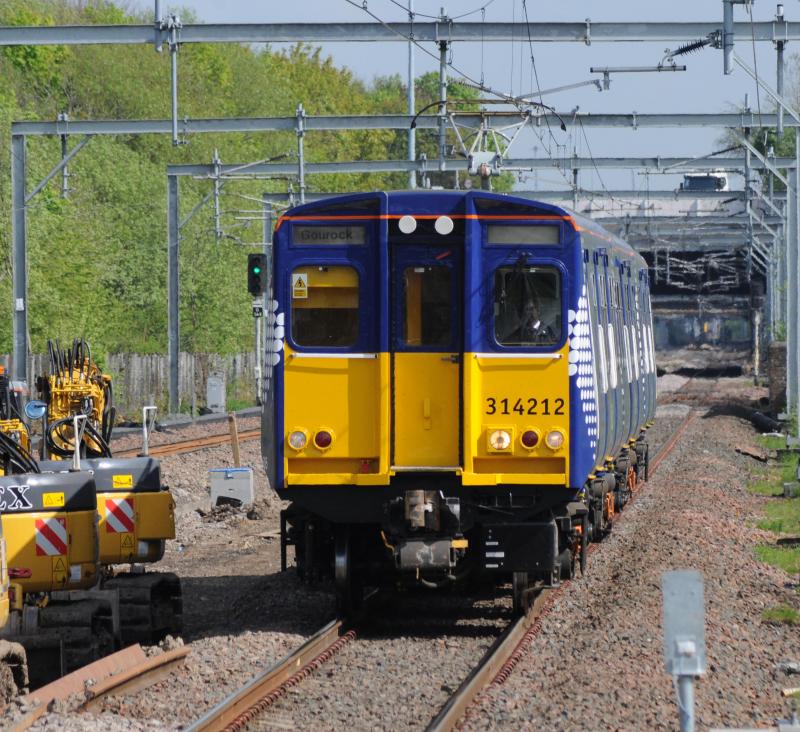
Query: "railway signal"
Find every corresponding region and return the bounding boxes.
[247,253,268,296]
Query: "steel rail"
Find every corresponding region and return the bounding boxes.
[81,646,190,711]
[186,618,350,732]
[115,428,260,458]
[425,409,696,732]
[10,645,190,732]
[425,589,551,732]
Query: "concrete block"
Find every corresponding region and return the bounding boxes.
[209,467,254,508]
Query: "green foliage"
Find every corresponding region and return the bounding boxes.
[757,491,800,533]
[756,544,800,574]
[761,603,800,625]
[0,0,529,358]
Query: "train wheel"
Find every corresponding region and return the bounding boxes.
[334,525,362,618]
[580,513,588,576]
[512,572,531,616]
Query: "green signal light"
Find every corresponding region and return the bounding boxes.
[253,266,261,274]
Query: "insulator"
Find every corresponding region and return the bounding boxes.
[670,38,711,58]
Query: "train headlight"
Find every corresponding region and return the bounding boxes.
[520,430,540,450]
[488,429,512,451]
[287,430,308,450]
[545,430,565,450]
[313,429,334,450]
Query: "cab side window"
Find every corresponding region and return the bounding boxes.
[493,266,561,347]
[290,266,359,347]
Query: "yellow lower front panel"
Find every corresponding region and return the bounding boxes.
[283,349,390,487]
[2,510,97,593]
[97,491,175,564]
[393,353,460,468]
[462,347,570,485]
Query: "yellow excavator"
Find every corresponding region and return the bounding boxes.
[0,364,109,688]
[36,339,182,646]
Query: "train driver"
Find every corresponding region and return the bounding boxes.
[516,296,556,345]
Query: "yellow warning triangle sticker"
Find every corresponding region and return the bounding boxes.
[53,557,66,572]
[121,534,134,548]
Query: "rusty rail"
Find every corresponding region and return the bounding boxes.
[116,429,260,458]
[186,619,350,732]
[425,410,696,732]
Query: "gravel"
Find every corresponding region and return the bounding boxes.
[5,377,797,731]
[464,383,800,731]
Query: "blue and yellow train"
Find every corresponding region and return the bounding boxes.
[262,190,656,614]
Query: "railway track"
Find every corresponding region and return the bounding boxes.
[426,408,697,731]
[184,410,696,732]
[115,429,261,458]
[10,644,190,732]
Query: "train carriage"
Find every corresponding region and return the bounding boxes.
[262,190,656,614]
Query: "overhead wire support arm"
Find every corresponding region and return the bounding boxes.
[4,21,800,45]
[25,134,93,204]
[730,129,789,188]
[732,51,800,125]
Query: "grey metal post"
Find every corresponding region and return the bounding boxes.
[59,112,69,199]
[677,676,695,732]
[777,30,785,138]
[787,164,798,414]
[723,0,735,75]
[296,104,306,204]
[11,134,28,383]
[769,170,777,332]
[796,129,800,434]
[170,23,179,145]
[213,149,221,241]
[167,174,180,414]
[259,195,274,406]
[745,146,754,280]
[407,0,416,189]
[573,168,579,210]
[438,37,448,172]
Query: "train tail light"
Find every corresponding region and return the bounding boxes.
[545,430,565,450]
[313,429,333,450]
[520,430,539,449]
[488,429,512,451]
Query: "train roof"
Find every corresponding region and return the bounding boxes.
[279,189,639,260]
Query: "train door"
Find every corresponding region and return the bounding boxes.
[610,269,629,451]
[391,245,462,469]
[595,253,617,460]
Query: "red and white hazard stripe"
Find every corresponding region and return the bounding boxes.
[35,518,68,556]
[105,498,135,533]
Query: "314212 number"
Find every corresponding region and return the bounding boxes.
[485,397,565,416]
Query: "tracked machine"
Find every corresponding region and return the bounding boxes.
[36,339,182,646]
[0,368,112,687]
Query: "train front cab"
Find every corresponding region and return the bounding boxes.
[270,192,647,613]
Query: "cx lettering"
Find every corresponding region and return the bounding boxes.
[0,485,33,511]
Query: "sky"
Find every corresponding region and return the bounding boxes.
[129,0,795,192]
